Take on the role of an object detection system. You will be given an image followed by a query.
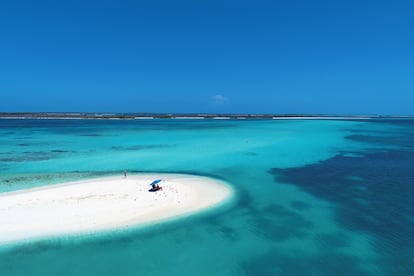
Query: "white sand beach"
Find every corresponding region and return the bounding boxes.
[0,174,232,244]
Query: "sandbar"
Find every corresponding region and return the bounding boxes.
[0,174,233,244]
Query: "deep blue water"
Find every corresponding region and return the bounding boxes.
[0,118,413,275]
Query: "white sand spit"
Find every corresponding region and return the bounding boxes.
[0,174,232,244]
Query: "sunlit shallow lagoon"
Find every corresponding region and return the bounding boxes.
[0,118,413,275]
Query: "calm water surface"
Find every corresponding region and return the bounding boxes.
[0,118,413,275]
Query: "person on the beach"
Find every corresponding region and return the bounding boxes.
[124,170,127,178]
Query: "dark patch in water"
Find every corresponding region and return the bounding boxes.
[0,151,59,162]
[346,131,414,150]
[196,172,315,244]
[242,247,372,276]
[50,150,75,153]
[15,136,34,140]
[111,144,172,151]
[0,156,51,162]
[250,204,313,242]
[218,226,239,241]
[17,143,30,147]
[237,192,253,210]
[267,121,414,274]
[290,200,310,211]
[79,133,102,137]
[315,233,350,249]
[213,166,247,179]
[8,240,63,254]
[245,152,257,156]
[93,236,135,247]
[0,149,75,163]
[345,119,414,151]
[0,172,100,188]
[270,148,414,274]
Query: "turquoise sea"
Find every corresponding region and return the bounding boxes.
[0,118,413,275]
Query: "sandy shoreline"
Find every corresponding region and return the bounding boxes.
[0,174,233,245]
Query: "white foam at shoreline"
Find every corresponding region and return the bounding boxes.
[0,174,233,245]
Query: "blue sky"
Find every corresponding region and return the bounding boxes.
[0,0,413,114]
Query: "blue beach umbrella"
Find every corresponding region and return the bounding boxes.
[150,179,163,186]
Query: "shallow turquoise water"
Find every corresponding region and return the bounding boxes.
[0,118,413,275]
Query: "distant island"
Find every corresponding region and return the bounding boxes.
[1,112,412,120]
